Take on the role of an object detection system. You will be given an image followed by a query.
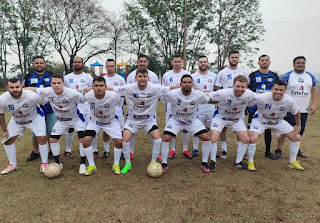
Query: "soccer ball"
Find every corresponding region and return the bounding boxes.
[44,163,61,179]
[147,162,163,178]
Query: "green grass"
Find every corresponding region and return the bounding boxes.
[0,99,320,223]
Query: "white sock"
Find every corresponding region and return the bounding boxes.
[161,142,170,164]
[50,142,60,156]
[4,144,17,166]
[149,134,154,147]
[236,142,248,164]
[39,143,49,164]
[210,142,217,162]
[114,147,122,165]
[202,141,211,163]
[129,135,135,154]
[91,136,98,152]
[221,141,227,152]
[289,141,301,163]
[182,132,189,151]
[79,143,85,157]
[104,141,110,152]
[122,142,131,163]
[84,145,95,166]
[151,139,161,162]
[66,132,74,153]
[193,136,199,150]
[247,143,256,161]
[170,137,176,152]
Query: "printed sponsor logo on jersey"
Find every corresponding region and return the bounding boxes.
[31,78,38,84]
[99,111,103,114]
[190,101,195,105]
[8,104,14,110]
[184,108,188,112]
[177,99,181,105]
[267,78,273,82]
[59,105,63,109]
[271,113,275,116]
[19,110,23,114]
[299,85,304,90]
[22,103,29,108]
[69,79,74,83]
[76,85,79,90]
[233,107,238,111]
[279,107,285,111]
[291,90,309,96]
[204,85,207,89]
[146,95,152,98]
[298,78,304,83]
[80,79,85,83]
[44,78,50,82]
[265,104,272,110]
[140,101,145,105]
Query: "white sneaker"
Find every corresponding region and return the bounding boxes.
[79,164,86,174]
[40,163,48,173]
[59,162,63,169]
[1,164,18,175]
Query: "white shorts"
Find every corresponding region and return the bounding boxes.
[51,118,86,136]
[124,118,157,134]
[164,118,206,136]
[197,113,213,129]
[86,119,122,139]
[249,118,293,138]
[8,115,46,138]
[210,116,247,132]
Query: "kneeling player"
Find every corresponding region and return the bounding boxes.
[248,80,303,170]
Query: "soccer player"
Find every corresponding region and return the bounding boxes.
[82,76,123,175]
[0,78,49,174]
[27,74,89,174]
[215,49,249,159]
[208,75,256,171]
[101,59,126,159]
[248,80,304,171]
[248,55,279,160]
[191,55,217,157]
[162,54,192,159]
[110,68,178,174]
[275,56,318,159]
[63,57,96,159]
[160,74,212,173]
[23,56,56,162]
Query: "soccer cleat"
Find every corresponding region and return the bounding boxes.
[200,162,210,173]
[112,164,121,175]
[79,163,86,174]
[85,165,97,176]
[121,163,132,174]
[221,151,227,159]
[297,150,307,159]
[168,150,175,159]
[247,161,256,171]
[130,152,134,159]
[120,153,125,160]
[48,151,54,160]
[157,153,162,161]
[288,160,304,171]
[26,151,40,162]
[162,163,168,173]
[265,152,278,160]
[61,152,73,160]
[192,149,198,157]
[209,161,216,172]
[101,151,110,159]
[235,162,249,171]
[1,164,18,175]
[93,151,99,159]
[40,163,48,173]
[275,149,282,159]
[183,151,193,159]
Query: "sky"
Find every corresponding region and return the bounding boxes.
[101,0,320,75]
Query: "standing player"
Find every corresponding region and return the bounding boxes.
[275,56,318,159]
[63,57,96,159]
[23,56,56,162]
[248,80,303,171]
[208,75,256,171]
[248,55,279,160]
[191,55,217,157]
[82,76,123,175]
[0,78,49,174]
[162,54,192,159]
[215,49,249,159]
[102,59,125,159]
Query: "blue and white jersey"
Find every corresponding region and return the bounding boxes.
[215,67,249,89]
[126,69,159,84]
[282,70,318,113]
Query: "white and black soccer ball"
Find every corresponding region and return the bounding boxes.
[44,163,61,179]
[147,162,163,178]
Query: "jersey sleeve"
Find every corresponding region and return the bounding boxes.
[113,84,129,97]
[64,75,70,87]
[36,87,50,97]
[87,75,93,87]
[157,85,171,97]
[248,91,259,106]
[160,91,171,103]
[27,90,48,105]
[198,91,210,104]
[281,71,292,83]
[289,97,300,115]
[162,73,167,86]
[306,72,318,87]
[208,89,223,101]
[215,71,223,87]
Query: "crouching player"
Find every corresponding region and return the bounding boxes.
[160,74,212,173]
[0,78,49,174]
[248,80,303,170]
[82,76,123,175]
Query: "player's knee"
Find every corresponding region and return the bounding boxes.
[292,134,301,142]
[82,138,91,148]
[240,136,249,144]
[114,138,122,148]
[162,133,173,142]
[49,137,59,144]
[37,136,47,145]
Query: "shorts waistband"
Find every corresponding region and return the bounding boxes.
[262,121,279,125]
[15,120,32,124]
[177,120,192,125]
[96,121,111,126]
[57,117,72,121]
[222,118,239,122]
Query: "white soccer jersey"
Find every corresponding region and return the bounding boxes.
[209,89,256,120]
[215,67,249,89]
[64,72,93,114]
[84,90,122,124]
[192,71,217,114]
[126,69,159,84]
[113,83,170,123]
[103,74,125,115]
[36,87,85,121]
[161,88,210,123]
[0,90,47,123]
[253,92,299,124]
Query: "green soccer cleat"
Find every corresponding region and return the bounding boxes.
[112,164,121,175]
[121,163,132,174]
[84,165,97,176]
[288,160,304,171]
[247,160,256,171]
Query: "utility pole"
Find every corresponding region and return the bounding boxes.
[183,0,187,70]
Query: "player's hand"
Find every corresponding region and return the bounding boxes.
[293,124,301,135]
[83,87,92,94]
[2,131,9,140]
[310,105,317,115]
[192,86,200,91]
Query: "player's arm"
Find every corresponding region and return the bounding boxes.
[83,87,92,94]
[24,86,38,92]
[215,86,221,90]
[293,110,301,134]
[310,86,318,115]
[169,85,180,90]
[0,113,8,139]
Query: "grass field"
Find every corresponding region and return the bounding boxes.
[0,99,320,223]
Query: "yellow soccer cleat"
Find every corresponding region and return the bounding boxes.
[288,160,304,171]
[112,164,120,175]
[84,165,97,176]
[247,161,256,171]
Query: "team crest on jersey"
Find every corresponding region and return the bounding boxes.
[44,78,50,82]
[8,104,14,110]
[104,103,110,108]
[253,125,259,129]
[129,123,133,127]
[167,125,172,129]
[212,123,218,127]
[267,78,273,82]
[298,78,304,83]
[81,79,85,83]
[31,78,38,84]
[208,79,213,83]
[190,101,195,105]
[114,81,118,85]
[133,93,139,98]
[177,99,181,105]
[69,79,74,83]
[62,99,68,104]
[241,101,246,105]
[279,107,285,111]
[22,103,29,108]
